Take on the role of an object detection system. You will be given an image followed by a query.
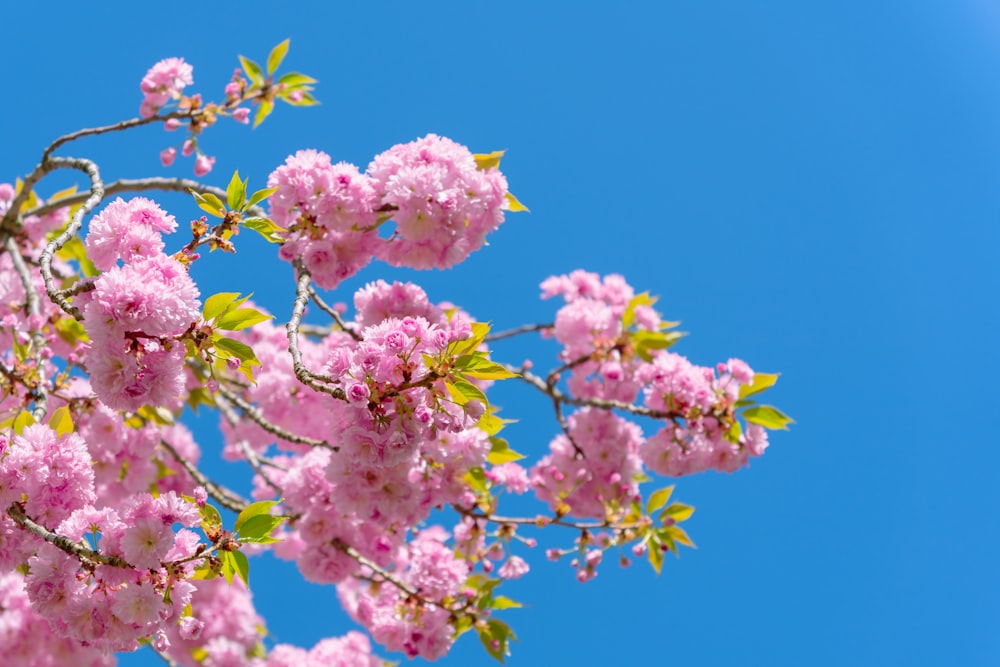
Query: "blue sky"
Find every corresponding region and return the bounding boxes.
[2,2,998,665]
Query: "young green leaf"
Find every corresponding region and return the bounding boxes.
[246,187,278,210]
[473,150,505,170]
[237,514,286,543]
[243,217,287,243]
[742,405,794,430]
[226,170,246,210]
[266,39,290,76]
[239,55,264,86]
[446,379,488,408]
[191,191,226,218]
[234,499,281,532]
[455,354,519,380]
[487,438,526,465]
[12,410,35,435]
[504,192,529,212]
[203,292,243,321]
[645,485,674,514]
[253,99,274,129]
[47,405,73,436]
[275,72,317,88]
[738,372,780,400]
[215,307,272,331]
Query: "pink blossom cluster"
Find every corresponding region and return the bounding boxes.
[21,490,203,652]
[640,355,769,475]
[262,631,381,667]
[224,282,493,592]
[81,198,200,411]
[267,134,509,288]
[531,408,644,518]
[0,572,114,667]
[140,57,193,118]
[338,527,468,660]
[536,271,770,496]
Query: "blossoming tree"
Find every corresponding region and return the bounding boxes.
[0,42,791,665]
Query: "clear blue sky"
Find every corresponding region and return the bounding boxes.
[2,2,998,665]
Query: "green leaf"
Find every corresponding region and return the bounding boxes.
[473,150,505,170]
[647,538,664,574]
[742,405,794,430]
[275,72,317,87]
[246,187,278,210]
[283,91,319,107]
[665,525,695,548]
[448,321,491,357]
[478,618,515,662]
[632,330,685,362]
[234,500,281,532]
[238,514,286,543]
[220,551,236,585]
[266,38,290,75]
[226,170,245,210]
[199,503,222,531]
[491,595,522,610]
[12,410,35,435]
[216,307,272,332]
[504,192,529,212]
[253,99,274,129]
[455,354,519,380]
[478,413,516,437]
[645,485,674,514]
[239,55,264,86]
[446,379,488,408]
[191,191,226,218]
[622,291,658,329]
[214,337,260,364]
[203,292,244,321]
[243,216,287,243]
[738,372,780,400]
[662,502,695,522]
[234,550,251,586]
[462,467,489,494]
[47,405,73,436]
[487,437,526,465]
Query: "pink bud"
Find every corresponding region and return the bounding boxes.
[193,154,215,177]
[232,107,250,124]
[164,118,182,131]
[160,147,177,167]
[181,139,195,156]
[224,82,240,97]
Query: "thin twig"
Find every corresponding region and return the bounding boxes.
[484,322,553,342]
[286,265,346,400]
[216,383,334,450]
[4,238,49,421]
[7,503,131,568]
[308,285,362,342]
[158,440,250,513]
[38,156,105,320]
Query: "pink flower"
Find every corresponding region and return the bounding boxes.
[498,555,529,579]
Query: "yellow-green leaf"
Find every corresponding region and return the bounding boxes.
[662,502,695,522]
[474,150,505,171]
[12,410,35,435]
[738,372,780,400]
[487,438,526,465]
[253,99,274,129]
[645,485,674,514]
[226,170,245,210]
[47,405,73,436]
[742,405,794,430]
[266,38,290,76]
[239,55,264,86]
[504,192,529,212]
[216,308,272,332]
